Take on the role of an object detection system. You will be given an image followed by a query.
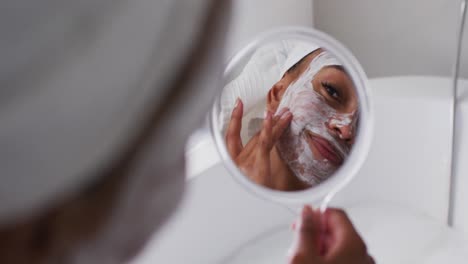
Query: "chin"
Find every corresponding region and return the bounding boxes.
[286,160,337,185]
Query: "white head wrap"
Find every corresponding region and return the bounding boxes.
[220,41,320,142]
[280,42,321,77]
[1,1,229,262]
[0,0,227,235]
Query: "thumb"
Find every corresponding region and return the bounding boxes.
[322,209,369,262]
[288,206,322,263]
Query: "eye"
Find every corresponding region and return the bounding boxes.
[321,81,340,100]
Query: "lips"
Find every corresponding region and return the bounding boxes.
[305,131,343,166]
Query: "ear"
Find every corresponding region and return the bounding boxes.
[267,81,286,113]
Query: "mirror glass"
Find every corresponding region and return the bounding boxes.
[211,29,372,204]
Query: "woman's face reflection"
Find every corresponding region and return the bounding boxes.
[268,50,358,186]
[225,47,359,191]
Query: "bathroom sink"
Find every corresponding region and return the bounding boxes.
[132,164,468,264]
[220,201,468,264]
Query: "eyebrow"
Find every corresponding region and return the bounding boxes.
[328,65,346,73]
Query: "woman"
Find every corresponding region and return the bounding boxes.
[0,0,373,263]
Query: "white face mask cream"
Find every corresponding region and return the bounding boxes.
[275,51,357,185]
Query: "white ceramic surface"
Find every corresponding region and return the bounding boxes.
[131,163,295,264]
[347,202,468,264]
[210,201,468,264]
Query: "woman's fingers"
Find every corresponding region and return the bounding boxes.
[272,108,293,142]
[288,205,322,264]
[242,108,292,155]
[298,205,321,246]
[367,255,376,264]
[322,208,371,262]
[258,111,273,154]
[226,98,244,158]
[250,111,274,185]
[257,108,293,153]
[272,107,289,123]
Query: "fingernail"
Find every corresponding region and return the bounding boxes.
[266,111,272,120]
[234,98,241,109]
[281,111,292,119]
[276,107,288,117]
[301,205,312,219]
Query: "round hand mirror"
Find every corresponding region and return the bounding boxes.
[210,27,373,210]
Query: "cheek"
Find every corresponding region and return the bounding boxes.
[311,78,321,93]
[289,90,331,127]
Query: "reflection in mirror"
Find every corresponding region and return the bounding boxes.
[218,40,359,192]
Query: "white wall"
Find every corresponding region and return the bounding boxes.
[314,0,467,78]
[225,0,314,58]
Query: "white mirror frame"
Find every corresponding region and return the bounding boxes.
[210,27,374,206]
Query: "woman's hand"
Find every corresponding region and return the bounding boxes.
[225,99,292,186]
[289,206,375,264]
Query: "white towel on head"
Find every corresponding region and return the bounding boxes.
[220,41,321,143]
[220,41,287,142]
[280,42,320,77]
[0,0,219,224]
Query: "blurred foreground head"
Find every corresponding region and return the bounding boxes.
[0,0,229,263]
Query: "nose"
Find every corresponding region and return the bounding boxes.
[327,116,356,144]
